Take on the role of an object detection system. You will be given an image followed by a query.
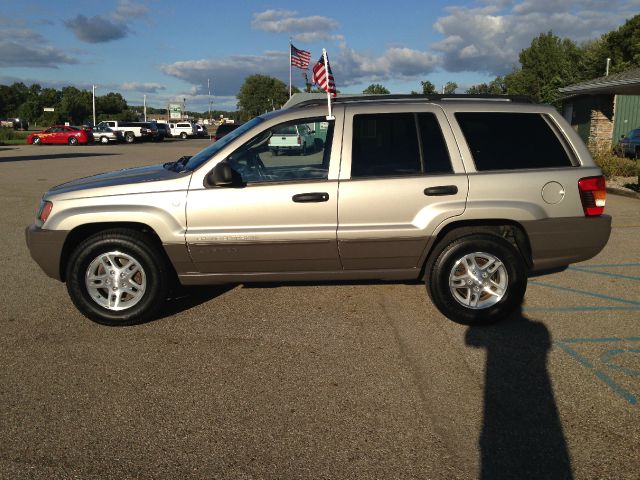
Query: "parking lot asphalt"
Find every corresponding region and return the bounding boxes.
[1,140,639,479]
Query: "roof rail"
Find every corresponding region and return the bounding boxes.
[284,93,535,109]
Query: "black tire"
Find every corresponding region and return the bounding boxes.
[124,132,135,143]
[68,136,78,146]
[180,132,187,139]
[426,233,527,324]
[65,229,170,326]
[32,136,41,145]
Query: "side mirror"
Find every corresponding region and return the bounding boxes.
[205,162,234,187]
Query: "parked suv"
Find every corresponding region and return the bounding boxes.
[169,122,197,139]
[26,94,611,326]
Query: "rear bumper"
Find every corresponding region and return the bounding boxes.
[25,225,69,281]
[522,215,612,271]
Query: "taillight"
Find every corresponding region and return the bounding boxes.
[578,176,606,216]
[38,201,53,223]
[297,135,301,145]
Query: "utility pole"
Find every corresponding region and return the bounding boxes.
[143,94,147,122]
[92,85,96,126]
[208,78,212,124]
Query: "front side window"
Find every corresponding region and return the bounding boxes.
[223,117,334,184]
[455,112,574,171]
[351,113,451,178]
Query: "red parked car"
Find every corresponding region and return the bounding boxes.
[27,125,93,145]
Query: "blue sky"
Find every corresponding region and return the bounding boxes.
[1,0,638,112]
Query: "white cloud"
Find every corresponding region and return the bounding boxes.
[251,9,340,42]
[160,51,289,97]
[64,0,148,43]
[0,29,78,68]
[113,0,149,22]
[121,82,166,93]
[336,46,441,86]
[431,0,632,75]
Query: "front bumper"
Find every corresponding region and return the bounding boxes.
[25,225,69,281]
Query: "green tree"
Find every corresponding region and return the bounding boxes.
[58,86,92,124]
[237,75,290,120]
[97,92,128,115]
[443,81,458,94]
[420,80,437,94]
[579,15,640,78]
[503,32,583,104]
[363,83,390,94]
[466,76,507,94]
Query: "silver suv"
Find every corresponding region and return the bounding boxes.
[26,95,611,326]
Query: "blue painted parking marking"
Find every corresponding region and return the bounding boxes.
[555,337,640,406]
[528,281,640,306]
[568,266,640,282]
[525,262,640,313]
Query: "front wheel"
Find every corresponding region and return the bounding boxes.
[68,136,78,145]
[66,229,170,326]
[180,132,187,139]
[32,136,41,145]
[100,136,109,144]
[426,233,527,324]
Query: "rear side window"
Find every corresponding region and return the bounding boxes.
[351,113,451,178]
[455,112,573,170]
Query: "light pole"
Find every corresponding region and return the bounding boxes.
[143,94,147,122]
[92,85,96,126]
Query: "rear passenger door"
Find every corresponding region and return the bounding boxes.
[337,105,468,271]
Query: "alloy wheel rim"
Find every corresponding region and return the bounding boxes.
[448,251,508,309]
[85,250,146,311]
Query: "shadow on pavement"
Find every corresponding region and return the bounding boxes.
[466,308,573,480]
[151,285,237,322]
[0,152,119,163]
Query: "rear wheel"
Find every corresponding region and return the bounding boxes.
[66,229,170,326]
[180,132,187,139]
[124,132,135,143]
[100,136,109,144]
[426,233,527,324]
[32,136,41,145]
[68,137,78,145]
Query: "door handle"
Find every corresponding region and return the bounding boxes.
[424,185,458,196]
[292,192,330,203]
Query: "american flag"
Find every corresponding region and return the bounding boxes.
[312,52,336,95]
[290,44,311,70]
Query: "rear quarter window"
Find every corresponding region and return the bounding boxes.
[455,112,575,170]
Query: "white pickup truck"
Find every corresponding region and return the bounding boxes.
[97,121,157,143]
[268,123,315,155]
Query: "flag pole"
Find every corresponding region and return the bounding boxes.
[322,48,334,119]
[289,38,292,98]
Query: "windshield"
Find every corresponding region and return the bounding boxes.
[182,116,264,171]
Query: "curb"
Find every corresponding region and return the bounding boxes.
[607,187,640,200]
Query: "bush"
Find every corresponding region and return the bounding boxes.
[0,127,20,141]
[590,147,638,178]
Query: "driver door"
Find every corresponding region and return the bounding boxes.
[185,115,340,274]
